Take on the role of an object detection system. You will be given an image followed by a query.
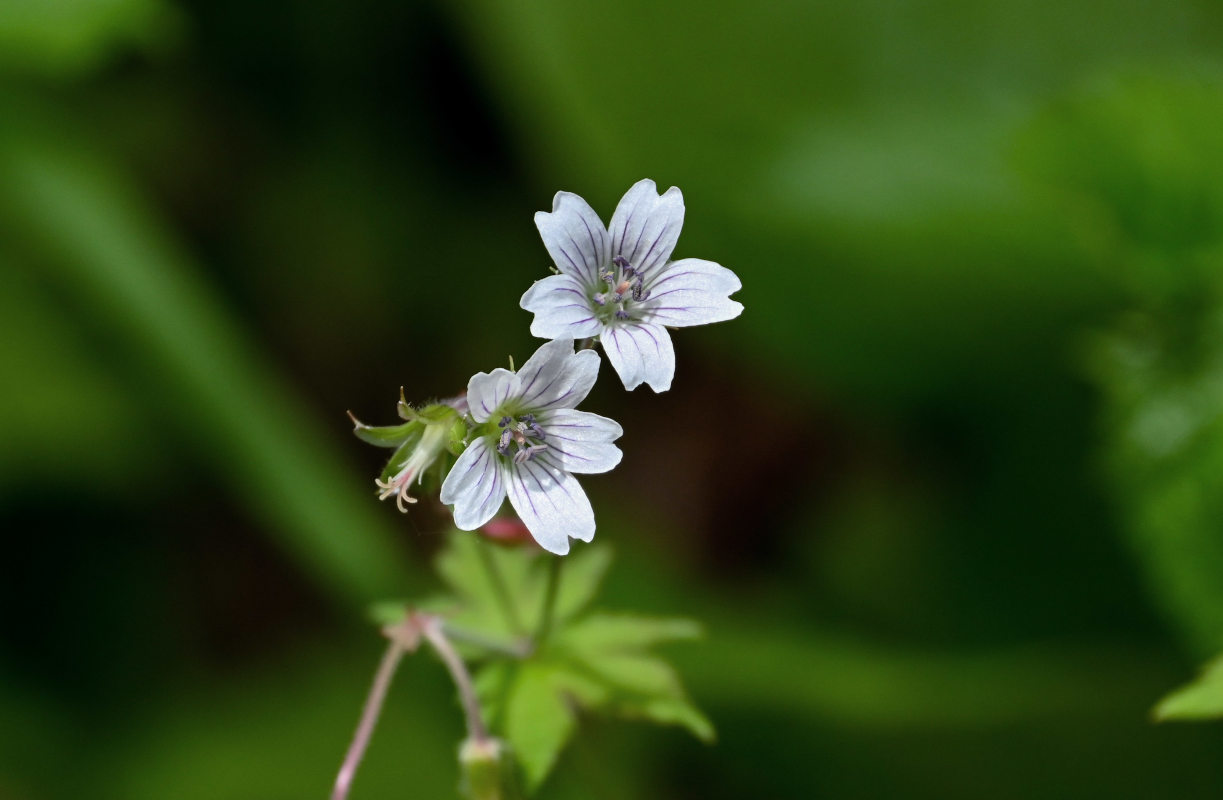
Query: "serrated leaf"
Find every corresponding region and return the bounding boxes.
[504,664,575,791]
[558,614,702,654]
[1154,656,1223,721]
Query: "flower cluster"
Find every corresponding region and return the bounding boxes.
[354,180,742,554]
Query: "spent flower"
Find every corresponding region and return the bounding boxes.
[440,339,622,555]
[522,179,743,392]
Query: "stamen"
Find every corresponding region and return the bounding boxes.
[612,255,630,269]
[615,309,630,320]
[513,443,548,464]
[592,292,606,306]
[601,270,615,285]
[497,429,512,456]
[374,475,417,513]
[498,416,512,428]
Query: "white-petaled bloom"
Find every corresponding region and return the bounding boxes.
[439,338,623,555]
[521,179,743,392]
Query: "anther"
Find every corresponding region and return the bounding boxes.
[592,292,606,306]
[497,429,512,456]
[498,415,512,428]
[615,309,631,320]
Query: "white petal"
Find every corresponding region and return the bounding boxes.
[602,322,676,393]
[534,191,610,285]
[639,258,744,327]
[520,274,602,339]
[467,368,519,423]
[513,339,601,412]
[440,438,506,530]
[607,179,685,281]
[505,458,595,555]
[535,409,623,474]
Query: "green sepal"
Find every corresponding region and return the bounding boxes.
[396,387,416,421]
[448,418,470,455]
[417,402,461,424]
[349,412,422,448]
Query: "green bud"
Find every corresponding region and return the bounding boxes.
[459,738,524,800]
[448,418,470,455]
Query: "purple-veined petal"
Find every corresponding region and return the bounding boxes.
[535,408,623,474]
[520,274,603,339]
[639,258,744,327]
[513,339,601,412]
[440,438,506,530]
[602,322,676,393]
[506,457,595,555]
[534,191,610,285]
[607,179,684,281]
[467,368,519,423]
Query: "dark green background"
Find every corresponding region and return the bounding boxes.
[5,0,1223,797]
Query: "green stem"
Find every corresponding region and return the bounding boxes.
[475,537,525,635]
[534,556,563,649]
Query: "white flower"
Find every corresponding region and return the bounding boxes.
[439,339,623,555]
[521,179,743,392]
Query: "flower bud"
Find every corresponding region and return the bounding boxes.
[459,737,523,800]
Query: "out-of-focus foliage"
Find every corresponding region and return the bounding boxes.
[380,534,710,791]
[0,0,178,78]
[1157,656,1223,721]
[7,0,1223,797]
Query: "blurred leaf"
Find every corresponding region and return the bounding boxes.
[1155,656,1223,721]
[436,533,612,639]
[0,105,417,607]
[558,614,702,653]
[0,0,180,79]
[503,663,576,791]
[430,535,709,788]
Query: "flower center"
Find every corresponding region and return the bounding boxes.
[591,255,650,323]
[496,413,548,464]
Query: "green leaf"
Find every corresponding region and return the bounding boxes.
[1154,656,1223,721]
[503,664,575,791]
[434,534,615,639]
[551,546,614,621]
[559,614,702,654]
[367,601,410,627]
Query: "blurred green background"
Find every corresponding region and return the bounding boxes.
[6,0,1223,797]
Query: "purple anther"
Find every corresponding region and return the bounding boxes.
[592,292,607,306]
[498,415,512,428]
[497,429,512,456]
[612,255,631,269]
[615,309,631,320]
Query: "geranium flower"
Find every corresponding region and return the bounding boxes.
[521,179,743,392]
[439,339,622,554]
